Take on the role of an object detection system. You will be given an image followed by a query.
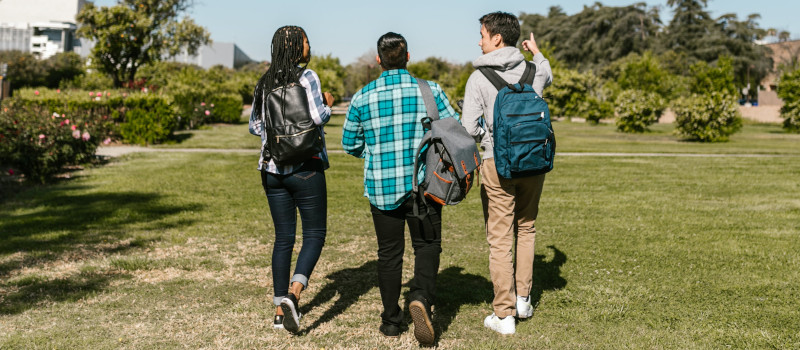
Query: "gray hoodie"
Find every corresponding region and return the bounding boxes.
[461,47,553,159]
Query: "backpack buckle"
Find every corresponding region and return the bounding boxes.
[421,117,432,131]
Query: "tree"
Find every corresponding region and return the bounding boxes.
[779,31,791,42]
[308,53,345,101]
[76,0,210,88]
[343,50,382,97]
[520,3,662,69]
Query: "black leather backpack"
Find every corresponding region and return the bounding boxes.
[261,80,323,166]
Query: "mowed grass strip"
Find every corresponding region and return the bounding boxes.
[153,114,800,156]
[1,146,799,348]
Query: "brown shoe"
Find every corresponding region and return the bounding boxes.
[409,298,435,346]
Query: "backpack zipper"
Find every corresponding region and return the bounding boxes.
[511,138,548,145]
[275,128,316,143]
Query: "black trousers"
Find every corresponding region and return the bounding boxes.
[370,196,442,327]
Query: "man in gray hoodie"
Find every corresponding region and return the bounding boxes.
[461,11,553,335]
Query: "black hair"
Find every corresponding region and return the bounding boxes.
[252,26,309,118]
[479,12,520,47]
[377,32,408,70]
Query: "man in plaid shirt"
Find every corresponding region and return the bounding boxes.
[342,32,458,345]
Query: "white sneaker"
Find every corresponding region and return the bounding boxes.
[516,295,533,319]
[483,313,515,335]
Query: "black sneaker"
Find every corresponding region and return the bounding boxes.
[409,297,435,346]
[273,315,284,329]
[280,294,302,333]
[379,323,401,338]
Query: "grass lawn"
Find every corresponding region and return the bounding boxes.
[1,118,798,349]
[154,115,800,156]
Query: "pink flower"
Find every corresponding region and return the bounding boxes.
[71,125,77,131]
[82,131,91,141]
[38,134,45,139]
[96,91,101,96]
[72,130,81,139]
[103,115,108,120]
[89,92,94,96]
[103,138,111,145]
[106,92,111,96]
[34,90,40,95]
[210,103,214,107]
[8,169,14,175]
[60,121,65,126]
[65,119,70,125]
[201,102,206,106]
[56,89,61,93]
[204,110,210,116]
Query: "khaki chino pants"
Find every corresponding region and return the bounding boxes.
[480,158,546,318]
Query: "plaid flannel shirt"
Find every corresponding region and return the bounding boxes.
[342,69,458,210]
[249,68,332,174]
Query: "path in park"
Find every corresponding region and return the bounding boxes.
[96,146,794,158]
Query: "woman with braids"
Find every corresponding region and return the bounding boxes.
[248,25,334,333]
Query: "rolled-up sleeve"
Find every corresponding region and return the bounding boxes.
[300,69,332,126]
[342,101,365,158]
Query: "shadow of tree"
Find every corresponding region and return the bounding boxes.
[0,187,202,313]
[299,260,379,334]
[0,270,127,315]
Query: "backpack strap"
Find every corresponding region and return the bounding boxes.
[416,78,440,121]
[478,67,511,91]
[519,61,536,87]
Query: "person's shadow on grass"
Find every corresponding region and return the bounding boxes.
[529,245,568,317]
[298,260,379,334]
[401,245,567,345]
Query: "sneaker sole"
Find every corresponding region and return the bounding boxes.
[409,301,435,346]
[280,300,300,333]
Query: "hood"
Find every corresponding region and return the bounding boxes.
[473,47,525,71]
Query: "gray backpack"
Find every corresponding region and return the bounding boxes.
[412,78,481,212]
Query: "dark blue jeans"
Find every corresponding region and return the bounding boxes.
[261,160,327,305]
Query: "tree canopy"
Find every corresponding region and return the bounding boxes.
[76,0,210,87]
[519,1,773,90]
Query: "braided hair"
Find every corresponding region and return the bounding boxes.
[253,26,309,119]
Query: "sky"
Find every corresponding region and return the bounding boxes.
[91,0,800,65]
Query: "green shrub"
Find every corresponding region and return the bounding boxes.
[0,104,113,182]
[548,67,614,123]
[206,93,243,123]
[163,66,243,128]
[615,90,666,133]
[777,69,800,133]
[673,92,742,142]
[118,97,177,145]
[0,51,86,90]
[689,56,737,97]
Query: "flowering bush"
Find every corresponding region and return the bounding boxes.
[11,88,178,144]
[0,105,113,182]
[673,92,742,142]
[615,89,666,133]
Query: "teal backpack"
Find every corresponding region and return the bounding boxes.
[479,61,555,178]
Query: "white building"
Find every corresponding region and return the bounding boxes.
[0,0,87,59]
[171,42,254,69]
[0,0,252,68]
